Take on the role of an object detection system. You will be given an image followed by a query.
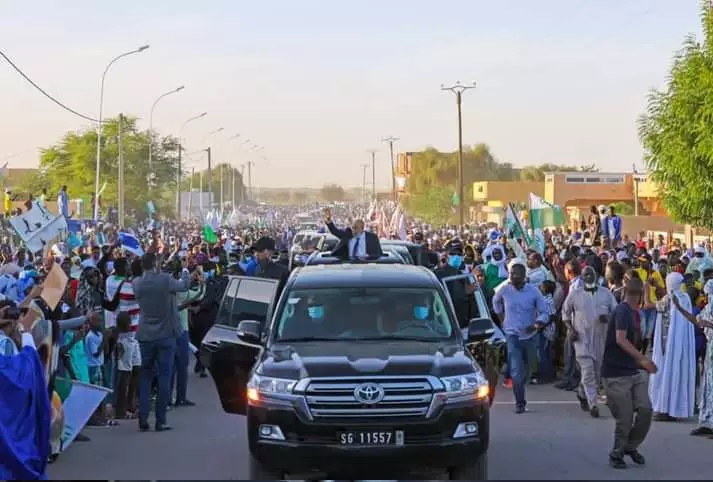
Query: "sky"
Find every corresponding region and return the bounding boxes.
[0,0,704,189]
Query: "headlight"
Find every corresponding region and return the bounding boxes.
[246,374,297,402]
[440,371,489,399]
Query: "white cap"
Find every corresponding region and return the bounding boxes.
[507,258,526,271]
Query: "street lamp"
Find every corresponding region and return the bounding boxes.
[93,44,150,220]
[382,136,399,201]
[148,85,185,177]
[177,112,208,218]
[441,81,476,226]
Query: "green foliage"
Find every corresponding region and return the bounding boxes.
[320,183,346,202]
[402,185,454,224]
[639,3,713,229]
[22,116,179,216]
[611,201,635,216]
[403,144,597,221]
[16,116,246,217]
[182,163,245,207]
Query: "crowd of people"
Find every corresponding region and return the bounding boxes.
[1,198,713,477]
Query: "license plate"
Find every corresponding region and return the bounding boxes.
[338,430,404,446]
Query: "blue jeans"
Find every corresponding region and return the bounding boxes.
[171,331,190,403]
[640,308,656,340]
[537,333,554,382]
[506,334,537,409]
[139,337,176,426]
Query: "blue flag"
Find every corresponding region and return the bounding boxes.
[0,347,51,480]
[118,232,144,257]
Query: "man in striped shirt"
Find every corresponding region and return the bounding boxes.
[105,258,140,333]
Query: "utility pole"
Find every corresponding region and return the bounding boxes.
[382,136,399,201]
[633,162,640,217]
[177,143,182,218]
[220,164,224,212]
[361,163,369,204]
[240,164,246,203]
[367,150,377,201]
[188,167,194,217]
[441,81,476,226]
[206,147,212,208]
[246,161,254,201]
[231,166,236,208]
[118,113,125,226]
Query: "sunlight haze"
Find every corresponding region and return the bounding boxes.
[0,0,701,188]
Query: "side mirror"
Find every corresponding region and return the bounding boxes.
[237,320,262,345]
[467,317,495,343]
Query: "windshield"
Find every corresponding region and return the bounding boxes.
[275,287,455,342]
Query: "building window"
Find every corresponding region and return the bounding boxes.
[477,185,484,193]
[564,175,625,184]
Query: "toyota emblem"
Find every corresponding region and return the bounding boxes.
[353,382,385,404]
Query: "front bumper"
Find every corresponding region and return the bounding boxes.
[248,399,489,477]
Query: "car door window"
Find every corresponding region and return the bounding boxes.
[231,278,276,327]
[215,279,239,327]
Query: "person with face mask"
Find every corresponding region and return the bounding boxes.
[492,259,548,414]
[252,237,289,295]
[561,266,618,418]
[434,241,474,328]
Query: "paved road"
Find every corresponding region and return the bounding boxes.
[49,374,712,480]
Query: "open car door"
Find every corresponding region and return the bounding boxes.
[440,274,506,404]
[200,276,280,415]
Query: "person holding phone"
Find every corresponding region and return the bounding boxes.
[601,277,657,469]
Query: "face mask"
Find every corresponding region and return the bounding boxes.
[448,255,463,269]
[308,305,324,320]
[413,306,429,320]
[204,270,214,280]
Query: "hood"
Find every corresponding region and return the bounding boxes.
[258,340,477,380]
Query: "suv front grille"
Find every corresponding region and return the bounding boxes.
[304,377,434,419]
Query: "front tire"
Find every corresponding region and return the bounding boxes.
[449,452,488,480]
[249,455,284,480]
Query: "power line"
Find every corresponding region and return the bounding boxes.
[0,48,100,123]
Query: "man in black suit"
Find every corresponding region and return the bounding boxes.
[323,208,383,258]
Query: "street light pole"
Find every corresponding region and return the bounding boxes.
[94,44,150,221]
[382,136,399,202]
[367,150,377,201]
[177,112,208,218]
[148,85,185,186]
[203,127,224,209]
[441,81,476,226]
[361,164,369,204]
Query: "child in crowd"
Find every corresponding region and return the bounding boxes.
[114,312,141,419]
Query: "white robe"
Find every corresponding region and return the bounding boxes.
[649,293,696,418]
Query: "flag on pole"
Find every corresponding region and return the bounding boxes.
[202,225,218,244]
[504,203,531,246]
[118,232,144,256]
[528,193,565,229]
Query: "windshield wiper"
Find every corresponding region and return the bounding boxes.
[278,336,338,342]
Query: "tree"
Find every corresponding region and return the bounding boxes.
[402,144,595,221]
[639,3,713,228]
[320,183,346,202]
[22,116,179,217]
[182,163,245,208]
[402,186,454,224]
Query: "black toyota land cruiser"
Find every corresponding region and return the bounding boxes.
[200,263,501,480]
